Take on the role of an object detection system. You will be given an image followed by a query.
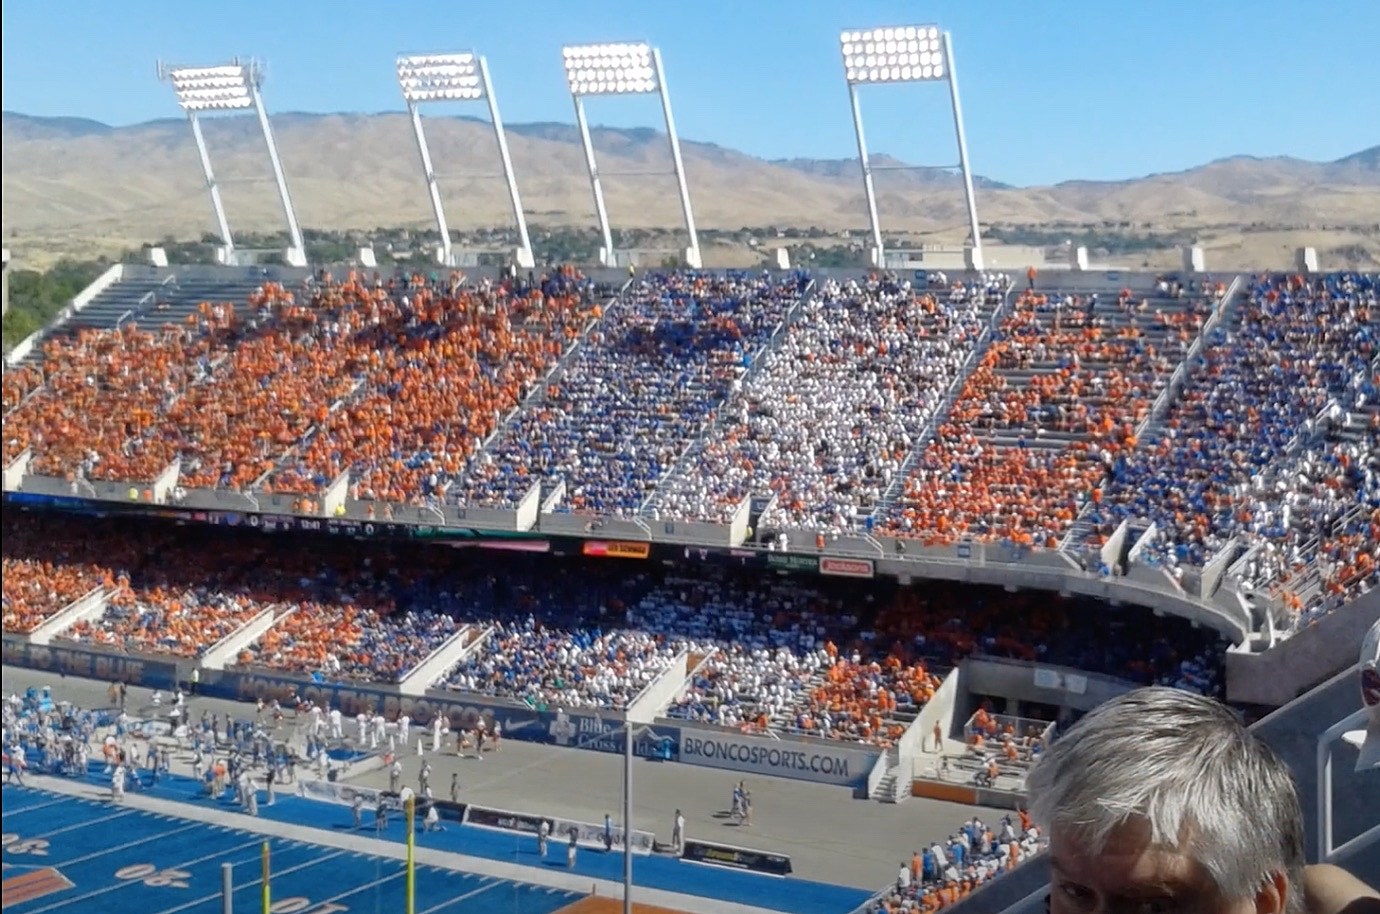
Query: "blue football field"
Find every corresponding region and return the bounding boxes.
[1,776,873,914]
[1,785,577,914]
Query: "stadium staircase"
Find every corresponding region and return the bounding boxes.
[870,746,906,802]
[9,275,170,369]
[869,287,1014,523]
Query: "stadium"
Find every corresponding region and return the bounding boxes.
[2,17,1379,914]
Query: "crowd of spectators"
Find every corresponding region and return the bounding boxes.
[459,271,808,515]
[2,363,45,413]
[881,283,1211,546]
[1085,273,1379,620]
[263,269,597,503]
[647,274,1002,531]
[2,512,127,634]
[870,811,1044,912]
[3,514,1227,733]
[3,314,232,479]
[446,619,678,710]
[631,571,859,731]
[3,269,600,505]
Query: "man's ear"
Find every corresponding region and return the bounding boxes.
[1254,870,1288,914]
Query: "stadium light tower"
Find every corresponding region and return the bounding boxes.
[396,52,535,270]
[562,42,702,269]
[839,26,985,270]
[157,58,307,267]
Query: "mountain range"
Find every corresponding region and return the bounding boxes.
[3,110,1377,269]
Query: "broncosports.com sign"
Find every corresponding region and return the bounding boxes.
[676,729,880,787]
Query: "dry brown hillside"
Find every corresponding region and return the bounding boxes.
[3,111,1377,269]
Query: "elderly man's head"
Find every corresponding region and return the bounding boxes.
[1027,687,1304,914]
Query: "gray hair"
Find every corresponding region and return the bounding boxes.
[1027,687,1304,910]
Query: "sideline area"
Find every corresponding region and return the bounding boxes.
[2,667,1002,891]
[3,776,845,914]
[0,668,937,913]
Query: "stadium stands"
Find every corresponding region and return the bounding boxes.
[4,318,234,478]
[3,512,1227,729]
[4,269,602,503]
[645,273,1005,531]
[1086,273,1379,624]
[2,266,1371,671]
[1,512,125,634]
[868,811,1044,913]
[459,271,809,515]
[881,278,1216,547]
[263,269,597,504]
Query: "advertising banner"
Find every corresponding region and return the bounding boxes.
[582,540,651,559]
[550,816,656,856]
[765,553,820,573]
[1,639,179,691]
[675,727,879,787]
[295,778,382,808]
[682,839,793,876]
[463,805,554,837]
[207,669,686,758]
[819,557,875,579]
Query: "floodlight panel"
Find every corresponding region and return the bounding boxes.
[562,41,658,96]
[169,64,253,111]
[840,25,948,84]
[397,53,487,103]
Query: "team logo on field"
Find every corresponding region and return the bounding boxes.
[1,866,74,907]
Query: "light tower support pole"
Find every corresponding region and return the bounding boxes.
[406,101,454,266]
[573,95,615,267]
[651,49,701,269]
[944,31,984,268]
[248,80,306,263]
[187,111,237,262]
[847,83,885,268]
[479,57,535,269]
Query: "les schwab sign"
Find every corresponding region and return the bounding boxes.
[582,540,651,559]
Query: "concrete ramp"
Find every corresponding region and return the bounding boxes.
[627,650,690,724]
[1227,590,1379,706]
[198,606,290,671]
[402,624,491,697]
[27,588,110,646]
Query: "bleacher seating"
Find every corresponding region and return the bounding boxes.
[4,266,1376,914]
[459,271,808,515]
[3,269,601,500]
[1086,273,1379,621]
[4,267,1373,648]
[881,279,1215,547]
[263,270,596,502]
[1,513,125,634]
[2,513,1226,724]
[645,274,1003,531]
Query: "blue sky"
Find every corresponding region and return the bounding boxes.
[2,0,1377,187]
